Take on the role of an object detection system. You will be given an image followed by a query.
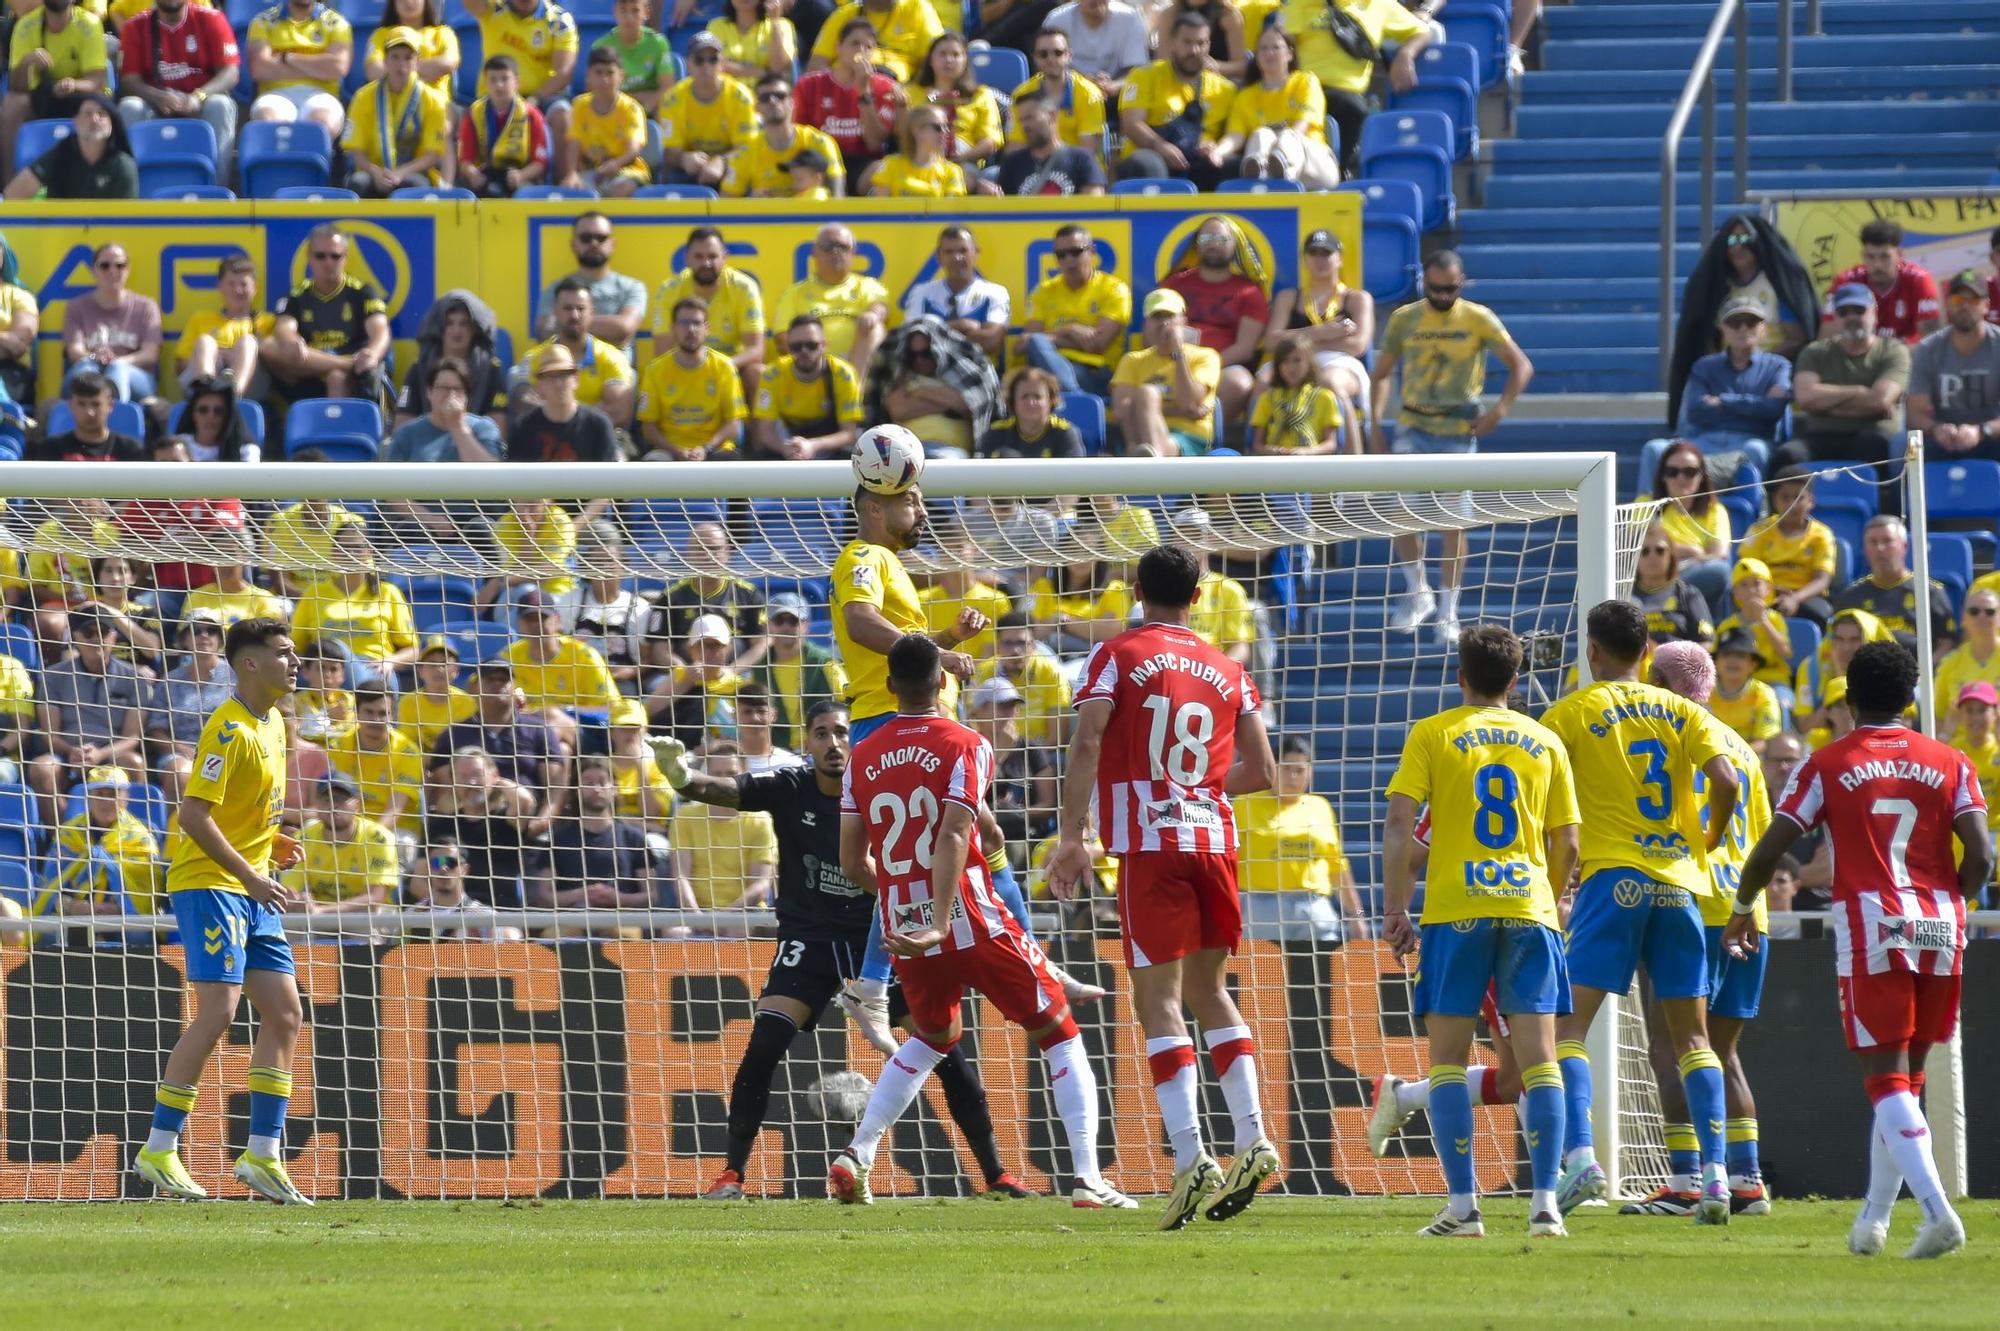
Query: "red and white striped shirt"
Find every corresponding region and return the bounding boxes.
[841,713,1009,957]
[1075,622,1261,856]
[1773,724,1985,977]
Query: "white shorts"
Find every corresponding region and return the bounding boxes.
[253,85,345,128]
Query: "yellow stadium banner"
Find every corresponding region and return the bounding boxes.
[1769,192,2000,301]
[2,195,1354,402]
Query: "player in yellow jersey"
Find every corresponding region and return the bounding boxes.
[829,482,1098,1045]
[1623,641,1774,1218]
[132,618,314,1206]
[1382,625,1580,1239]
[1541,601,1741,1225]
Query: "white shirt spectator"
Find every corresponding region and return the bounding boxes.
[742,746,803,773]
[902,275,1012,335]
[1047,0,1152,82]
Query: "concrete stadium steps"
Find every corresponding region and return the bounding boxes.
[1541,32,2000,72]
[1512,99,1996,140]
[1487,133,1997,173]
[1520,65,2000,105]
[1547,0,2000,38]
[1465,277,1658,313]
[1480,167,1978,210]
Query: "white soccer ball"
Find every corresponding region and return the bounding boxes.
[807,1069,873,1126]
[853,424,926,495]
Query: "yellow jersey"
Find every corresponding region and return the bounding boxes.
[570,90,651,178]
[613,753,672,821]
[1026,271,1130,369]
[1707,679,1783,745]
[342,78,451,176]
[905,82,1003,151]
[365,21,459,91]
[1694,725,1769,929]
[1379,297,1514,436]
[809,0,940,81]
[1116,61,1234,157]
[285,815,400,903]
[1279,0,1424,94]
[721,124,847,195]
[398,685,476,753]
[1006,71,1106,150]
[327,729,426,831]
[181,308,275,356]
[1027,575,1130,634]
[1952,736,2000,849]
[1386,704,1577,927]
[501,636,619,713]
[1028,831,1119,899]
[1235,792,1346,895]
[8,9,109,89]
[1937,642,2000,739]
[752,353,864,431]
[264,501,364,576]
[179,583,289,628]
[1542,679,1733,895]
[707,14,795,72]
[0,654,34,723]
[492,502,576,595]
[247,3,352,95]
[1224,70,1327,142]
[975,653,1069,748]
[528,335,632,409]
[1251,382,1342,452]
[1111,345,1222,444]
[168,696,289,896]
[477,0,578,93]
[1656,499,1730,556]
[658,76,759,156]
[290,576,417,662]
[1190,569,1254,651]
[636,346,746,453]
[46,811,162,916]
[653,267,767,356]
[670,800,779,908]
[920,581,1009,660]
[771,273,891,362]
[1737,516,1837,596]
[831,539,936,721]
[869,153,966,197]
[24,516,122,597]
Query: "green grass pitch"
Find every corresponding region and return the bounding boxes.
[4,1196,1993,1329]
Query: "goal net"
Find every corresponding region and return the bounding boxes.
[0,453,1660,1202]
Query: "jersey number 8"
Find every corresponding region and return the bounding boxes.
[1142,696,1215,785]
[1471,763,1520,850]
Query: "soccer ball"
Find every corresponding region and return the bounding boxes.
[853,424,925,495]
[806,1070,873,1126]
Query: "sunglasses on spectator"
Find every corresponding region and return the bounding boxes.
[1425,282,1461,295]
[816,239,853,251]
[97,259,128,270]
[1034,45,1065,57]
[1947,292,1986,305]
[1663,465,1702,479]
[1722,316,1761,329]
[576,231,612,243]
[1640,543,1671,555]
[430,855,464,870]
[790,339,823,353]
[690,51,720,63]
[1969,606,1998,617]
[1725,234,1754,247]
[1054,246,1088,259]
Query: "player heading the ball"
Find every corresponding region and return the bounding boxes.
[1049,542,1281,1231]
[830,633,1135,1211]
[1382,624,1580,1238]
[1728,640,1989,1260]
[133,617,315,1206]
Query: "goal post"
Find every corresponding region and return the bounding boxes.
[0,451,1650,1202]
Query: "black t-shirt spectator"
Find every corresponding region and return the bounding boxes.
[533,816,651,899]
[31,430,147,462]
[977,414,1085,459]
[424,809,529,908]
[274,276,387,356]
[506,404,619,463]
[736,762,871,942]
[400,355,509,419]
[646,577,765,656]
[432,716,562,791]
[1831,574,1955,651]
[996,145,1105,197]
[32,139,139,200]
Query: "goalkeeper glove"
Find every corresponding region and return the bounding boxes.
[648,734,694,791]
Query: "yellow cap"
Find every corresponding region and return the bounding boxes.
[1824,676,1849,707]
[1732,557,1771,584]
[379,25,422,51]
[85,765,130,790]
[610,696,647,728]
[419,633,460,660]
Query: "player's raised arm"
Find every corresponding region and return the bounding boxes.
[1381,793,1421,960]
[1224,706,1276,797]
[650,734,744,808]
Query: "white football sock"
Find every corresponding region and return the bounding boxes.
[248,1134,281,1160]
[1862,1127,1903,1224]
[853,977,888,1002]
[1439,586,1461,621]
[1396,564,1425,594]
[849,1036,944,1168]
[1874,1091,1952,1225]
[1395,1077,1430,1115]
[1146,1036,1203,1173]
[1530,1187,1558,1217]
[1203,1026,1263,1152]
[1564,1145,1596,1171]
[1042,1034,1101,1188]
[145,1127,178,1153]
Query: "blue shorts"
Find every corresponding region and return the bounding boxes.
[171,889,295,984]
[1413,917,1571,1019]
[1705,922,1767,1020]
[1565,868,1708,1000]
[1390,423,1477,455]
[850,713,891,745]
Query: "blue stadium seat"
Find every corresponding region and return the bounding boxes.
[1110,177,1197,196]
[451,14,485,102]
[970,45,1027,92]
[1389,71,1477,161]
[168,396,266,442]
[1357,110,1455,231]
[389,574,483,630]
[12,118,72,172]
[1416,41,1482,97]
[0,621,38,673]
[63,782,170,841]
[1802,462,1878,519]
[0,782,43,874]
[1061,391,1105,455]
[515,183,601,200]
[131,118,219,191]
[285,398,383,462]
[390,184,479,200]
[1787,618,1821,672]
[149,183,236,200]
[273,185,361,200]
[1925,459,2000,526]
[632,182,719,199]
[431,616,516,662]
[624,498,727,552]
[1440,2,1509,89]
[239,121,335,197]
[752,497,843,564]
[1929,533,1973,612]
[0,859,32,910]
[45,400,147,440]
[1719,491,1759,547]
[567,0,618,21]
[1337,180,1423,302]
[571,23,615,92]
[1217,178,1304,195]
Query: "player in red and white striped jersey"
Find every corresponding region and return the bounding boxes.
[1729,641,1991,1259]
[830,634,1134,1211]
[1048,543,1279,1231]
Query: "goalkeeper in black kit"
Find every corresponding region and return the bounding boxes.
[653,701,1034,1200]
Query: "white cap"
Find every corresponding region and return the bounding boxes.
[966,676,1023,711]
[687,613,732,646]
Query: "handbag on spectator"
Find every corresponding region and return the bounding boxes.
[1155,97,1208,159]
[1322,1,1379,63]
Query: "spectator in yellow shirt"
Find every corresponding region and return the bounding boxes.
[1114,13,1234,189]
[979,611,1072,750]
[563,45,649,195]
[670,741,778,914]
[466,0,578,169]
[1737,465,1837,627]
[2,0,110,178]
[1234,736,1366,944]
[179,255,267,397]
[503,589,619,759]
[1276,0,1427,174]
[723,71,848,197]
[287,772,401,914]
[1028,556,1130,655]
[1018,222,1129,398]
[905,31,1002,166]
[652,226,768,398]
[919,521,1009,659]
[1708,626,1784,750]
[859,104,972,197]
[362,0,461,93]
[341,28,453,196]
[1935,587,2000,741]
[806,0,939,83]
[1007,29,1108,161]
[290,522,418,677]
[400,635,476,753]
[1649,440,1733,615]
[1712,557,1794,690]
[1113,288,1221,456]
[246,0,353,136]
[1948,682,2000,873]
[523,279,635,426]
[637,297,746,459]
[484,498,577,610]
[37,764,161,918]
[331,682,426,832]
[660,31,757,189]
[1219,25,1339,190]
[770,222,891,369]
[709,0,796,80]
[748,314,863,461]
